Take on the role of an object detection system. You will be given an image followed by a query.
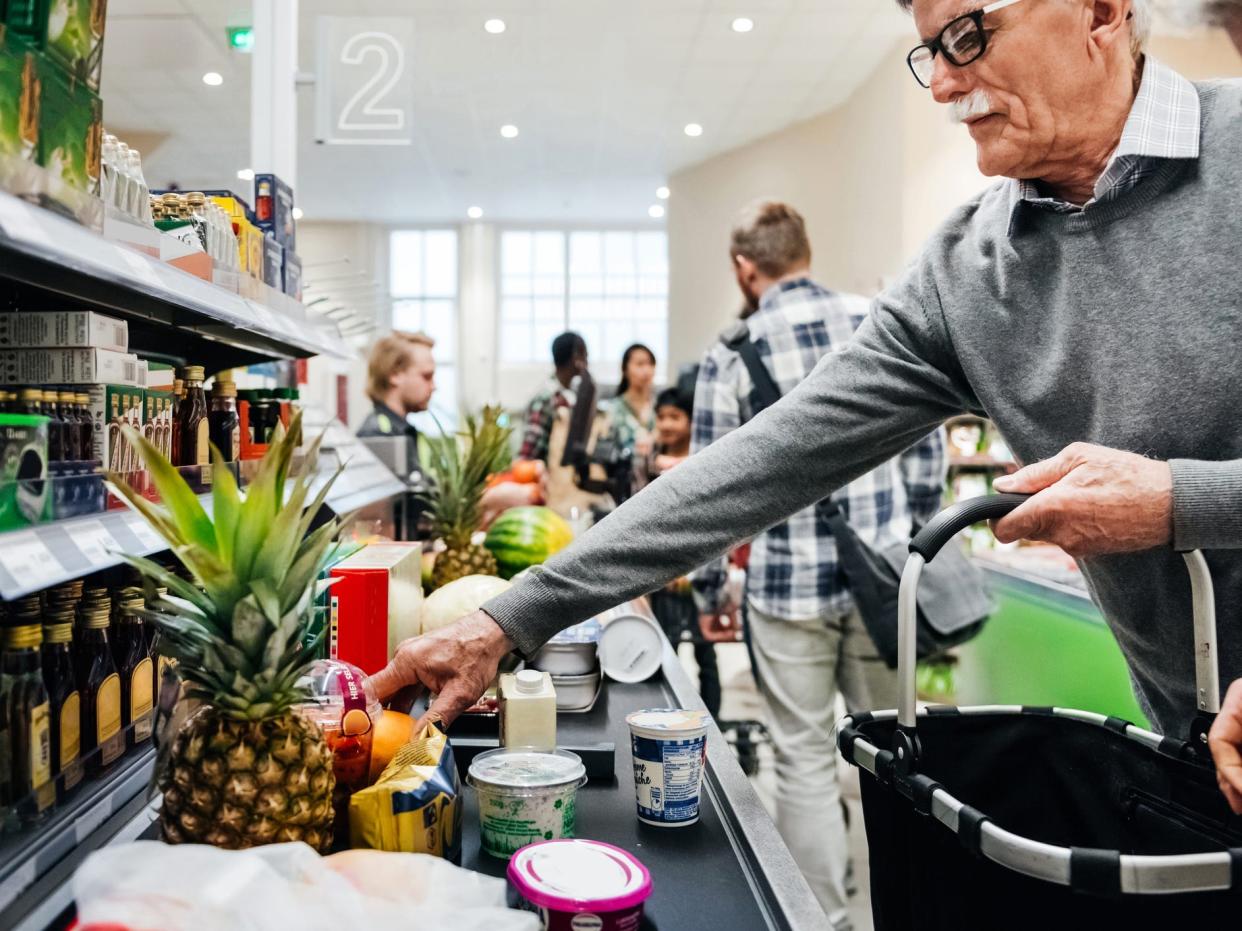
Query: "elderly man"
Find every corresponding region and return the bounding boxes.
[370,0,1242,830]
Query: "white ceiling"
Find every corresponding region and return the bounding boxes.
[101,0,915,223]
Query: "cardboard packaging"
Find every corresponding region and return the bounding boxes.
[5,0,108,90]
[37,58,102,196]
[329,543,424,675]
[0,33,40,164]
[85,383,143,471]
[282,249,302,300]
[262,234,283,290]
[0,412,51,530]
[0,310,127,351]
[254,172,294,249]
[0,347,139,384]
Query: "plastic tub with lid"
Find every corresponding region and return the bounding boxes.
[467,747,587,859]
[508,839,653,931]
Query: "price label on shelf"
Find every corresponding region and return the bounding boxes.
[126,515,165,551]
[73,519,120,566]
[0,857,37,912]
[0,530,64,591]
[73,797,113,844]
[0,193,54,250]
[115,243,164,289]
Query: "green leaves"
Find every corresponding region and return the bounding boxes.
[423,405,513,548]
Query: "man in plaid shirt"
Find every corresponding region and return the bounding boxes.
[518,331,588,463]
[691,201,946,928]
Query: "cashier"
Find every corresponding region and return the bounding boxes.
[369,0,1242,809]
[357,330,436,482]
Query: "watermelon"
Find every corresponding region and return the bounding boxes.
[484,506,574,579]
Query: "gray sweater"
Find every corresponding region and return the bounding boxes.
[485,80,1242,739]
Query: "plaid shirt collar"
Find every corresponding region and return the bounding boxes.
[1008,58,1200,233]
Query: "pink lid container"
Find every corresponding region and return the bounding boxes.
[508,839,652,929]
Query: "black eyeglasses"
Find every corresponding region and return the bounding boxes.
[906,0,1027,89]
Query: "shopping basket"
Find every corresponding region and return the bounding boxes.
[836,494,1242,930]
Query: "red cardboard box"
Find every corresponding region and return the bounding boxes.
[328,543,423,675]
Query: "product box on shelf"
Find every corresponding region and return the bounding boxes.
[262,234,283,290]
[240,217,264,279]
[5,0,108,90]
[0,32,40,166]
[85,383,144,471]
[37,58,102,196]
[0,412,51,530]
[254,172,294,249]
[0,310,127,351]
[328,543,424,675]
[0,347,138,384]
[282,250,302,300]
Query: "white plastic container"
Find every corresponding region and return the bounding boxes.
[499,669,557,749]
[467,748,587,859]
[598,609,664,683]
[550,671,601,711]
[626,709,709,827]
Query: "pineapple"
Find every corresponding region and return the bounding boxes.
[424,406,512,588]
[108,412,342,852]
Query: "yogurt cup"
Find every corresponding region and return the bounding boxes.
[467,747,588,859]
[508,839,652,931]
[625,709,709,827]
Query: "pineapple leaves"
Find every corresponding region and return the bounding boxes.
[210,443,242,567]
[423,405,513,549]
[230,594,269,664]
[114,553,215,617]
[118,425,216,554]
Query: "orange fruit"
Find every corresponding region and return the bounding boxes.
[368,709,417,782]
[511,460,540,484]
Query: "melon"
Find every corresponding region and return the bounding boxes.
[420,574,512,634]
[484,506,573,579]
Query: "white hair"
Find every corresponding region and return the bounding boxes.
[1129,0,1154,56]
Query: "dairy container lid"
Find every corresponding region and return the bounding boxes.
[508,840,652,913]
[626,708,710,734]
[468,747,586,790]
[548,619,602,645]
[597,614,663,683]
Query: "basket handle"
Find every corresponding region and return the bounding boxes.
[895,494,1220,737]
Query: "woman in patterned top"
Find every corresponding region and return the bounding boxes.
[607,343,657,457]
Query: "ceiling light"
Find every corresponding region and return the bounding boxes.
[731,17,754,33]
[292,207,304,220]
[656,186,670,200]
[648,205,665,219]
[484,18,506,34]
[684,123,703,137]
[467,206,484,219]
[227,26,254,52]
[236,168,254,181]
[500,124,520,138]
[202,71,224,86]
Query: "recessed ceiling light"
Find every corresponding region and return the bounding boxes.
[684,123,703,137]
[500,124,520,138]
[648,205,665,219]
[731,17,754,33]
[467,206,484,219]
[292,207,304,220]
[202,71,224,86]
[484,18,506,34]
[237,168,254,181]
[656,186,670,200]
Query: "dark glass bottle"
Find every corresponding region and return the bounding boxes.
[17,388,42,417]
[41,390,66,463]
[42,609,83,799]
[57,391,82,461]
[208,380,240,462]
[76,597,123,776]
[170,378,185,464]
[2,624,55,823]
[75,392,95,460]
[176,366,209,467]
[114,596,153,748]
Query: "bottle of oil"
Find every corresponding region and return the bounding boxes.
[114,594,153,748]
[75,393,95,462]
[2,624,55,823]
[41,390,66,463]
[43,588,83,799]
[56,390,82,461]
[177,366,209,467]
[76,593,123,776]
[170,378,185,465]
[208,381,241,462]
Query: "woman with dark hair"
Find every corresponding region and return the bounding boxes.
[607,343,656,455]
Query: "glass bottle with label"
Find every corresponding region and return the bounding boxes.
[114,594,153,748]
[57,391,82,461]
[2,624,55,822]
[177,366,209,467]
[76,595,124,776]
[208,381,241,462]
[41,606,82,800]
[75,393,95,462]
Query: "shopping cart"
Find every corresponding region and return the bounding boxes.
[836,494,1242,930]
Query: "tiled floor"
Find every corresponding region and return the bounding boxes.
[678,642,874,931]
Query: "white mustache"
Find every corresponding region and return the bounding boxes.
[949,90,995,124]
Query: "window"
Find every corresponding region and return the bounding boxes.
[390,230,458,430]
[500,230,668,378]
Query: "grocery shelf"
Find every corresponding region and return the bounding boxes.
[0,191,347,370]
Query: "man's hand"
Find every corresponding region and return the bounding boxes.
[699,605,741,643]
[1210,679,1242,814]
[990,443,1173,556]
[366,610,515,730]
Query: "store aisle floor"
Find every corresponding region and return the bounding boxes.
[678,643,874,931]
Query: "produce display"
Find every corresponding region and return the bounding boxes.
[484,506,573,580]
[423,406,512,588]
[107,412,345,851]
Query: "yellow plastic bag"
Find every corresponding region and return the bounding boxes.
[349,725,462,860]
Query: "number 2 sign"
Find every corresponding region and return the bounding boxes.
[315,17,414,146]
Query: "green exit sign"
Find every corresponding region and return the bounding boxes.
[228,26,254,51]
